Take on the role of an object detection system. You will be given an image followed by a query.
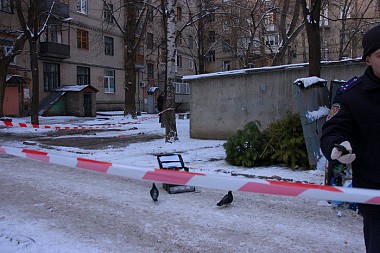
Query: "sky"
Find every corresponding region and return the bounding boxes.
[1,112,365,252]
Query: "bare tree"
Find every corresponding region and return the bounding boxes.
[103,0,149,119]
[325,0,376,60]
[272,0,304,65]
[15,0,55,124]
[301,0,322,77]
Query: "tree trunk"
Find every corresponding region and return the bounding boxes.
[0,66,8,117]
[197,2,206,74]
[302,0,321,77]
[29,39,39,125]
[164,0,178,142]
[124,0,137,118]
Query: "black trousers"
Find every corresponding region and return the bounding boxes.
[363,213,380,253]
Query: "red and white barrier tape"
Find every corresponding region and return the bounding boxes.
[0,108,172,130]
[1,145,380,205]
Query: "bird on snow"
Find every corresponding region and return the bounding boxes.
[217,191,233,206]
[150,183,159,201]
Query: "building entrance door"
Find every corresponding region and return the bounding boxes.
[83,93,92,116]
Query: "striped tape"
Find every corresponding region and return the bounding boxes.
[1,145,380,205]
[0,108,172,130]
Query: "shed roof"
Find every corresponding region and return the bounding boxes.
[53,85,99,92]
[148,86,160,94]
[6,74,26,84]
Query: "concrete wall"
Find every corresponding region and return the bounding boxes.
[184,60,366,140]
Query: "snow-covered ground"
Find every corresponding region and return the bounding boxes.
[0,113,365,252]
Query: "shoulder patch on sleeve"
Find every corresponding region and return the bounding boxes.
[326,103,340,121]
[337,76,361,94]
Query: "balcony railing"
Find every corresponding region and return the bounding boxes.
[39,42,70,59]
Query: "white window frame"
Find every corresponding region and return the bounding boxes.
[321,4,329,26]
[175,82,190,94]
[223,61,231,71]
[223,20,230,31]
[104,69,115,93]
[188,59,194,69]
[4,45,16,64]
[77,0,88,14]
[103,2,113,23]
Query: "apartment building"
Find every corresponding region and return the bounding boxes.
[197,0,380,71]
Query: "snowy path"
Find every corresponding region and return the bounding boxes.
[0,154,365,253]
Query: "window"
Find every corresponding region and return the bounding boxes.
[264,13,274,25]
[176,7,182,21]
[176,54,182,68]
[223,40,230,51]
[147,63,154,78]
[2,40,15,64]
[321,4,329,26]
[0,0,12,13]
[223,20,230,31]
[188,35,193,49]
[47,25,59,43]
[104,36,114,55]
[77,29,88,49]
[77,0,88,14]
[40,25,61,43]
[77,66,90,85]
[43,63,60,91]
[146,32,153,50]
[175,82,190,94]
[103,2,113,23]
[340,5,351,19]
[104,69,115,93]
[208,9,215,22]
[208,50,215,62]
[188,59,194,69]
[265,34,278,47]
[223,61,231,71]
[209,31,215,43]
[177,33,183,45]
[147,5,153,22]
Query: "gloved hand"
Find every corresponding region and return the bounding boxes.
[331,141,356,164]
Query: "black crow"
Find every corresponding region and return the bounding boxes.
[150,183,159,201]
[217,191,233,206]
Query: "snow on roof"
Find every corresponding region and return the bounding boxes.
[53,85,98,92]
[182,63,306,81]
[293,76,327,88]
[182,58,363,81]
[148,86,160,93]
[6,74,25,83]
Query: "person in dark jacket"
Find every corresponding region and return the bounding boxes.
[157,92,164,123]
[320,24,380,253]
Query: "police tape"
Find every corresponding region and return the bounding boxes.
[0,108,172,130]
[1,144,380,205]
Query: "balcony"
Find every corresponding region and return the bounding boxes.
[37,0,69,18]
[39,42,70,59]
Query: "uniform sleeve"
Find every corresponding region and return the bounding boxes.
[320,95,354,161]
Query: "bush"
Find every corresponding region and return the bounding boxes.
[224,114,309,170]
[262,113,309,170]
[223,121,267,167]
